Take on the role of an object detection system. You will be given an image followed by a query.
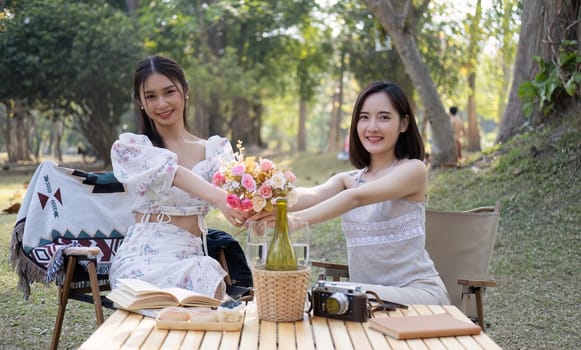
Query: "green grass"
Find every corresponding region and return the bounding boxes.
[1,112,580,349]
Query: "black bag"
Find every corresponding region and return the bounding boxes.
[206,229,253,299]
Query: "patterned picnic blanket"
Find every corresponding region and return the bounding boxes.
[10,161,133,299]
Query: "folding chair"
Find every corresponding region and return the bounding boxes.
[313,202,501,331]
[423,202,500,330]
[10,161,252,350]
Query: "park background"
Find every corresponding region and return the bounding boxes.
[1,0,579,349]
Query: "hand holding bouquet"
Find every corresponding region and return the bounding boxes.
[212,141,297,213]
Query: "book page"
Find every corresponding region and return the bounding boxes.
[118,278,173,296]
[163,287,221,306]
[110,279,221,309]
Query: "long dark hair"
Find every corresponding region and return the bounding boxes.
[349,81,424,169]
[133,55,190,148]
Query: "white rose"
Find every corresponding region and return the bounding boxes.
[286,189,298,207]
[252,196,266,212]
[270,172,286,189]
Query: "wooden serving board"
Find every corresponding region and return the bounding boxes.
[155,316,243,331]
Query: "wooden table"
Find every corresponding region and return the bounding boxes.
[79,303,502,349]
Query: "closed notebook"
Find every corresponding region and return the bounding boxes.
[369,313,481,340]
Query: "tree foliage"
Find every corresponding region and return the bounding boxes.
[0,0,142,163]
[497,0,580,143]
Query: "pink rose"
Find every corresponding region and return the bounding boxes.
[285,170,296,183]
[240,199,254,212]
[226,194,241,209]
[241,173,257,191]
[259,158,274,172]
[258,184,273,198]
[231,164,246,176]
[212,171,225,186]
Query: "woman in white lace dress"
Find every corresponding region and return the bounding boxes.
[109,56,246,299]
[272,81,449,305]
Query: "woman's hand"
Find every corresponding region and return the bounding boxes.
[217,202,247,227]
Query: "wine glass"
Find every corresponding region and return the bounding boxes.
[290,220,310,266]
[245,220,271,266]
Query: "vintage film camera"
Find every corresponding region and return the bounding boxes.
[311,281,369,322]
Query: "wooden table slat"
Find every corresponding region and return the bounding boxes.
[258,320,277,350]
[421,338,448,350]
[139,326,168,349]
[362,318,393,350]
[311,316,335,349]
[294,316,315,350]
[345,321,373,350]
[327,318,355,350]
[78,303,503,350]
[179,330,205,349]
[199,331,222,350]
[105,312,143,349]
[159,330,186,350]
[122,316,156,349]
[221,326,244,349]
[239,306,260,350]
[277,321,296,350]
[78,309,130,349]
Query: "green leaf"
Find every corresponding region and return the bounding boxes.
[564,75,579,96]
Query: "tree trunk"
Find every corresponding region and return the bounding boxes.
[252,100,265,148]
[125,0,138,15]
[0,100,12,161]
[361,0,457,166]
[298,98,308,152]
[50,118,64,162]
[208,92,227,138]
[231,96,251,145]
[466,72,481,152]
[327,46,346,153]
[496,0,579,143]
[465,0,482,152]
[10,99,32,162]
[496,0,517,123]
[193,89,210,137]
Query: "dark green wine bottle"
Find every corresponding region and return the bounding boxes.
[265,198,297,271]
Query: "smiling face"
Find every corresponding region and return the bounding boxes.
[356,91,408,158]
[139,72,186,129]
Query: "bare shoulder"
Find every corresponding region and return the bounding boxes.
[396,159,427,176]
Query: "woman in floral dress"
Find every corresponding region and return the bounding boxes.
[109,56,246,299]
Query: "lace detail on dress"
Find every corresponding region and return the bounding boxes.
[343,210,423,247]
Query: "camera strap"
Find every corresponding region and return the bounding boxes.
[365,290,408,318]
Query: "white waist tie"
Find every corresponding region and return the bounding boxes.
[140,212,208,256]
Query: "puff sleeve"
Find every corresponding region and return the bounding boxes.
[111,133,178,199]
[194,135,234,181]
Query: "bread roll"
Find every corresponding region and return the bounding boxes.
[158,307,190,322]
[188,307,218,323]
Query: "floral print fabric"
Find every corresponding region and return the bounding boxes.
[109,133,234,297]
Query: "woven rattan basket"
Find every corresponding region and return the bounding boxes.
[252,265,311,322]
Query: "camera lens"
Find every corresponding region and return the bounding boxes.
[326,292,349,315]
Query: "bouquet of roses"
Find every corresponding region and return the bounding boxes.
[212,141,298,213]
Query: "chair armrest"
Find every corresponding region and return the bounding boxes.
[312,261,349,281]
[464,206,495,213]
[63,247,102,258]
[311,261,348,270]
[457,279,497,288]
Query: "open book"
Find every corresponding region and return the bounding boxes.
[106,278,223,310]
[369,313,481,340]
